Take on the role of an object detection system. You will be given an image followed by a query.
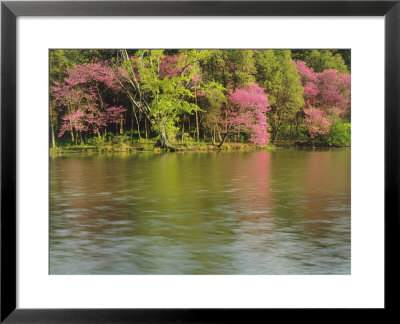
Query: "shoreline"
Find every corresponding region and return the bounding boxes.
[49,141,350,155]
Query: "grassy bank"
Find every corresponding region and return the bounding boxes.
[274,140,351,149]
[50,141,278,155]
[50,139,352,155]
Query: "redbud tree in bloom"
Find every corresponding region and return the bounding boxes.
[52,62,126,143]
[303,104,331,138]
[220,83,270,147]
[296,61,351,139]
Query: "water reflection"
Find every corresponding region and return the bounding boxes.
[50,149,350,274]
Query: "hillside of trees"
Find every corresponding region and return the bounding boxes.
[50,49,351,151]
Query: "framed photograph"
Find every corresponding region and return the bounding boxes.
[1,0,398,322]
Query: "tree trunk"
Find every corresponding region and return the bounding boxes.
[160,131,168,147]
[130,112,134,139]
[49,107,56,148]
[273,128,279,143]
[120,118,124,135]
[271,124,279,143]
[157,130,175,152]
[212,125,216,145]
[218,125,233,148]
[67,103,74,143]
[195,86,199,142]
[218,131,230,148]
[216,124,222,142]
[132,105,141,141]
[70,121,74,143]
[272,114,281,143]
[145,118,148,140]
[181,119,185,142]
[195,110,199,142]
[51,122,56,148]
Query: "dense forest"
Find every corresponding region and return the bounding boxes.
[50,49,351,151]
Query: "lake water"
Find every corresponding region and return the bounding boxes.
[50,149,351,274]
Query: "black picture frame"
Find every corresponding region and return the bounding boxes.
[1,0,399,322]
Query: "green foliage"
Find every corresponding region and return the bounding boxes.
[100,144,114,152]
[201,50,230,87]
[116,142,132,151]
[87,132,132,146]
[134,137,157,144]
[201,81,227,135]
[292,49,349,74]
[181,138,207,149]
[182,136,195,148]
[201,82,227,107]
[141,144,155,151]
[200,50,255,89]
[255,50,305,141]
[104,132,115,143]
[331,50,351,72]
[227,50,256,89]
[194,141,206,148]
[326,122,351,146]
[297,124,310,141]
[86,136,105,147]
[50,50,73,84]
[135,50,202,145]
[114,135,131,143]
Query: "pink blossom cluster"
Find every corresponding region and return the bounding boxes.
[296,61,351,138]
[223,83,271,146]
[303,106,331,138]
[52,62,125,137]
[159,55,184,79]
[65,62,121,90]
[159,54,200,85]
[58,106,126,137]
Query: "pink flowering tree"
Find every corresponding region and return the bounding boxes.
[219,83,270,147]
[303,104,331,139]
[106,106,127,126]
[159,55,191,79]
[58,109,88,141]
[51,80,95,144]
[296,61,351,140]
[51,62,125,144]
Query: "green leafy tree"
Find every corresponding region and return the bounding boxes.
[134,50,202,149]
[199,81,227,145]
[201,49,255,90]
[180,50,214,141]
[255,50,304,142]
[200,50,230,87]
[226,49,256,90]
[292,49,349,74]
[326,121,351,146]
